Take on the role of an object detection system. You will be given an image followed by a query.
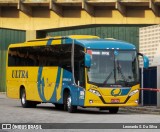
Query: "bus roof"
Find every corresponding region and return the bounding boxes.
[65,35,136,50]
[9,35,136,50]
[74,39,136,50]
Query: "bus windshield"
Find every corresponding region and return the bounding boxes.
[87,50,139,87]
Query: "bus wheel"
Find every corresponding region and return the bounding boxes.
[109,107,119,114]
[20,89,35,108]
[64,92,77,113]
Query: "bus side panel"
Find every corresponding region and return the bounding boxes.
[37,67,74,104]
[26,67,41,101]
[6,66,59,102]
[61,69,80,106]
[32,66,59,102]
[58,69,73,104]
[7,67,40,100]
[7,67,21,99]
[45,67,61,103]
[7,66,62,102]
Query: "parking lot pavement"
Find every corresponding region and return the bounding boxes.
[1,92,160,131]
[1,93,160,125]
[1,92,159,116]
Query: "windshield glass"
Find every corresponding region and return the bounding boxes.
[87,50,139,87]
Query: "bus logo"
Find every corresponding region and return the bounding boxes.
[111,89,122,96]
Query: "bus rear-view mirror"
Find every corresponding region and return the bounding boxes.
[143,55,149,68]
[85,53,91,68]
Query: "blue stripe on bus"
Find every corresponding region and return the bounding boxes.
[121,88,131,96]
[37,67,46,102]
[49,67,62,102]
[47,38,53,45]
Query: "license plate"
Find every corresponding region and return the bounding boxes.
[111,99,120,103]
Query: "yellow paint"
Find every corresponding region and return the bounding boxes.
[0,9,160,30]
[112,89,122,95]
[43,67,58,101]
[69,35,99,39]
[7,67,41,101]
[84,76,140,107]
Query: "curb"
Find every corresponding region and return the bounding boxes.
[120,106,160,115]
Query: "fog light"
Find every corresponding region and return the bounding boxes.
[89,100,93,104]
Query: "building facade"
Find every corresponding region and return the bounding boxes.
[140,25,160,66]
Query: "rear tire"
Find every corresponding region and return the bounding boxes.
[20,89,37,108]
[64,92,77,113]
[109,107,119,114]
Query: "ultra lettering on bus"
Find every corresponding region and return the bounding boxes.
[12,70,28,78]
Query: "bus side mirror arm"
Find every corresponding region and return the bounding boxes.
[138,53,149,69]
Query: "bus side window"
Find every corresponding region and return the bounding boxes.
[74,45,85,87]
[15,56,21,66]
[8,54,16,66]
[26,57,34,66]
[59,45,72,72]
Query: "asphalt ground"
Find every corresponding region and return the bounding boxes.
[1,92,160,115]
[0,93,160,132]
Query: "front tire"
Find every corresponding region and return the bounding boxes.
[64,92,77,113]
[20,89,37,108]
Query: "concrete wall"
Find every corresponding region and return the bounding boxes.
[0,7,159,30]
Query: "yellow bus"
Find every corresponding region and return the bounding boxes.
[6,35,149,113]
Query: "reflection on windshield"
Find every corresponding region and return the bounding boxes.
[87,50,139,87]
[115,51,138,86]
[88,51,115,85]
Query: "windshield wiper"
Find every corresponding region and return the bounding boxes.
[103,71,113,85]
[116,61,129,86]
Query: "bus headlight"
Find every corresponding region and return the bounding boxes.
[129,89,139,96]
[89,89,101,96]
